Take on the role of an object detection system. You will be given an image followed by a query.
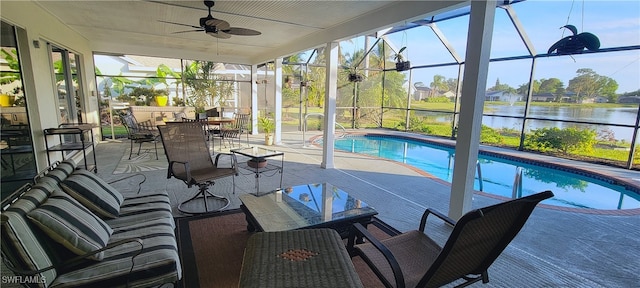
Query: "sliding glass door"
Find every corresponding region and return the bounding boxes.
[0,20,36,199]
[50,45,84,124]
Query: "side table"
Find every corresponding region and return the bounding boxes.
[231,147,283,194]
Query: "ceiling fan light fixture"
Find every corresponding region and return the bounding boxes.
[207,31,231,39]
[160,1,260,39]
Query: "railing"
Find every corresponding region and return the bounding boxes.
[302,113,346,147]
[512,167,524,199]
[476,160,483,192]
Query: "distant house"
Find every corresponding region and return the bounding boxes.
[485,91,522,102]
[412,83,455,101]
[618,96,640,103]
[582,96,609,103]
[531,93,555,102]
[413,85,432,101]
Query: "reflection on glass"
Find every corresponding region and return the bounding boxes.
[1,21,36,199]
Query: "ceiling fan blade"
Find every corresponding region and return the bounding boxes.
[207,31,232,39]
[222,27,261,36]
[158,20,201,29]
[205,18,230,30]
[172,29,204,34]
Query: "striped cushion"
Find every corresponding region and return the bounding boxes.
[1,185,59,288]
[51,217,181,287]
[27,190,113,261]
[56,159,77,175]
[60,170,124,219]
[107,193,174,229]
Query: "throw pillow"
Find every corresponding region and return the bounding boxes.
[27,190,113,261]
[61,169,124,219]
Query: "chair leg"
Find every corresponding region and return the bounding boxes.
[128,140,134,160]
[177,183,230,214]
[154,139,158,160]
[137,141,143,156]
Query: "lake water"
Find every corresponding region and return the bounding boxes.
[483,105,639,141]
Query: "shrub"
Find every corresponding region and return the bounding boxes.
[424,96,450,103]
[452,125,504,144]
[525,127,596,153]
[480,125,504,144]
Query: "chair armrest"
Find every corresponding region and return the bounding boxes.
[419,208,456,232]
[107,173,146,194]
[168,160,192,184]
[213,152,238,171]
[347,222,405,288]
[3,238,144,277]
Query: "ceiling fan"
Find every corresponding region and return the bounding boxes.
[159,1,261,39]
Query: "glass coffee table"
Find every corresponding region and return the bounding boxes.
[239,183,378,238]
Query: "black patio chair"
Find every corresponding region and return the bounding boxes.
[347,190,554,288]
[220,113,250,148]
[157,122,237,214]
[119,112,159,160]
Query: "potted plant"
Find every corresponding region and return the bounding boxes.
[259,116,275,146]
[394,47,410,72]
[154,89,168,107]
[195,106,207,120]
[348,68,364,83]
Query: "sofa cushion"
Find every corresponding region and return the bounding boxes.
[60,169,124,219]
[56,159,77,175]
[106,193,174,229]
[27,190,113,261]
[1,185,58,288]
[51,217,181,287]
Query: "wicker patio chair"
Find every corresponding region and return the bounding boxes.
[119,111,159,160]
[157,122,237,214]
[220,113,250,148]
[347,190,554,288]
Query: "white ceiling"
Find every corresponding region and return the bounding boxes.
[33,0,467,64]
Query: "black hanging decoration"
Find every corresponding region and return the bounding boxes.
[547,24,600,55]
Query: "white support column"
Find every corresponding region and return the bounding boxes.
[274,58,283,144]
[321,42,339,169]
[251,65,258,135]
[449,0,496,220]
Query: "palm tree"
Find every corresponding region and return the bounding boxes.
[0,49,20,85]
[183,60,234,111]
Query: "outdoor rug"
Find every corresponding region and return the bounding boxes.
[113,147,167,174]
[175,209,400,288]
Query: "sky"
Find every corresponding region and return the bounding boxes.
[344,0,640,94]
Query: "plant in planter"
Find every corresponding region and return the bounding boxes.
[348,68,364,83]
[259,116,275,146]
[195,106,207,120]
[394,47,411,72]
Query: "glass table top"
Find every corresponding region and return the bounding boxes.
[239,183,377,232]
[231,146,284,159]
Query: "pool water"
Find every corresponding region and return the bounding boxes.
[332,135,640,210]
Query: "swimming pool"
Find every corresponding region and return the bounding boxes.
[330,135,640,210]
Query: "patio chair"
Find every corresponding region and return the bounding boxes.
[220,113,250,148]
[157,122,237,214]
[173,111,188,121]
[119,111,159,160]
[347,190,554,288]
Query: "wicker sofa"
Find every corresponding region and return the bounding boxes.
[1,159,181,288]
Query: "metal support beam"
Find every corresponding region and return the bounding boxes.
[449,0,496,220]
[274,58,283,144]
[321,42,339,169]
[251,64,258,135]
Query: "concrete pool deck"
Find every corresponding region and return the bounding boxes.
[90,129,639,287]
